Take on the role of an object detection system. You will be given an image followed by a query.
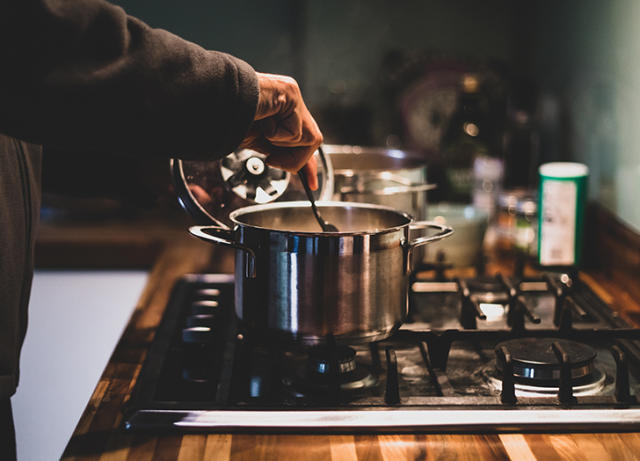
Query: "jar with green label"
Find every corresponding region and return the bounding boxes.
[537,162,589,267]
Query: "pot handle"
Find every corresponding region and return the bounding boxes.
[405,221,453,274]
[189,226,256,278]
[407,220,453,253]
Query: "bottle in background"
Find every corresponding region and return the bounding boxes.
[502,79,540,191]
[472,154,504,221]
[441,73,491,203]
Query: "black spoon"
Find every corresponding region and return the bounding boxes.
[298,168,339,233]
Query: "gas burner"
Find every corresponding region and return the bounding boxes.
[308,344,358,376]
[474,291,509,304]
[126,273,640,432]
[487,370,607,397]
[285,345,377,396]
[495,338,598,386]
[466,277,504,293]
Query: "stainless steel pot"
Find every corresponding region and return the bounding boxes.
[324,145,435,219]
[189,201,452,346]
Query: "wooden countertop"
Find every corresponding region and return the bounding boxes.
[43,216,640,460]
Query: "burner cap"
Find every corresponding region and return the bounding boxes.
[308,345,357,376]
[286,345,377,396]
[495,338,597,385]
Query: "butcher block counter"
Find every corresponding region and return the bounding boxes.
[34,208,640,461]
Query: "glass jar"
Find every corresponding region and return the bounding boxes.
[496,188,536,253]
[514,196,537,256]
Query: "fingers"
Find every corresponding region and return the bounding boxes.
[243,135,318,190]
[304,155,318,191]
[244,72,323,188]
[259,141,315,173]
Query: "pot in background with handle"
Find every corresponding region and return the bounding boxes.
[324,144,434,219]
[189,201,452,346]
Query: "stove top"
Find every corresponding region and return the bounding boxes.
[124,270,640,432]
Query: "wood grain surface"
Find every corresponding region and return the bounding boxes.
[49,219,640,461]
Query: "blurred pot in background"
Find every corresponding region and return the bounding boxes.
[325,145,435,219]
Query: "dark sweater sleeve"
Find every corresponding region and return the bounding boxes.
[0,0,259,160]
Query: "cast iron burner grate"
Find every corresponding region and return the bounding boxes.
[123,272,640,433]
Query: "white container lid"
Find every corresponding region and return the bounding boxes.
[539,162,589,178]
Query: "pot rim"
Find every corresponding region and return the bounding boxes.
[323,144,426,172]
[228,200,415,237]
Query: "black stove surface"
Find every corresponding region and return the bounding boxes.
[124,271,640,432]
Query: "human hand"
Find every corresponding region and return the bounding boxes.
[239,72,323,190]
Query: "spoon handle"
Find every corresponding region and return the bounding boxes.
[298,169,325,228]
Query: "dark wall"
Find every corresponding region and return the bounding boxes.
[113,0,300,76]
[521,0,640,231]
[112,0,518,144]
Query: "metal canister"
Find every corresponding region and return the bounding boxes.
[537,162,589,267]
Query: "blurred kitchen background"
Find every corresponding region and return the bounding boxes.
[81,0,637,232]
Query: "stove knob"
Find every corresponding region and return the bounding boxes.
[190,300,219,315]
[182,326,212,344]
[185,313,217,328]
[194,288,221,299]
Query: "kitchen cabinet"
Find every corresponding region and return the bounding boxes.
[12,270,147,461]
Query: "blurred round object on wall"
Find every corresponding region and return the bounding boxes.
[424,203,488,267]
[400,69,464,153]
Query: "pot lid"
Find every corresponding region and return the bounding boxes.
[170,147,334,227]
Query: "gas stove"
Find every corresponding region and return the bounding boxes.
[124,269,640,432]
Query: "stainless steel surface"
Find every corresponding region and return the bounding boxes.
[339,179,436,196]
[324,145,432,220]
[297,169,339,232]
[189,201,452,345]
[189,226,256,278]
[126,408,640,432]
[324,145,427,170]
[229,201,415,234]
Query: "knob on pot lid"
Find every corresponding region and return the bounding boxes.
[170,148,334,227]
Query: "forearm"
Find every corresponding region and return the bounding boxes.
[0,0,258,159]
